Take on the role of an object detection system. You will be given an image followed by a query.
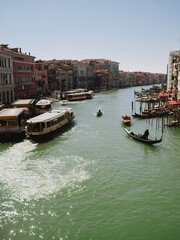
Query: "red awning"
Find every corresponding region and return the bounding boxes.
[158,92,168,98]
[168,100,180,107]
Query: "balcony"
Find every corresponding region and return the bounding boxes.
[17,69,32,73]
[0,84,14,89]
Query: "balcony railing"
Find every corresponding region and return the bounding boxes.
[17,69,32,73]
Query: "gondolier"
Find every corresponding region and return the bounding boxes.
[141,129,149,139]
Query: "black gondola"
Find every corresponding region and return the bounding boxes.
[124,128,162,144]
[132,111,170,119]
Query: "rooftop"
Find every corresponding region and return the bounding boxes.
[0,108,25,118]
[12,99,35,106]
[27,108,72,123]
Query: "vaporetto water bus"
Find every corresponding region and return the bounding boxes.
[61,89,94,101]
[0,108,26,141]
[25,108,75,139]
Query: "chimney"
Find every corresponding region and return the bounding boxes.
[29,52,30,56]
[19,48,21,53]
[1,44,8,49]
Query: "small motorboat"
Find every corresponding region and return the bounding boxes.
[60,100,69,106]
[96,109,103,117]
[124,128,162,144]
[121,115,131,125]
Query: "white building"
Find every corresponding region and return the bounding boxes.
[167,50,180,100]
[73,64,87,89]
[0,45,14,104]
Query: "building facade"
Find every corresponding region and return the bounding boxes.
[0,45,14,104]
[167,50,180,100]
[35,60,49,95]
[80,59,119,88]
[11,48,36,99]
[94,70,112,90]
[73,64,87,89]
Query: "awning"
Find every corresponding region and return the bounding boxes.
[158,92,168,98]
[168,100,180,107]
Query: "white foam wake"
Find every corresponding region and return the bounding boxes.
[0,141,91,200]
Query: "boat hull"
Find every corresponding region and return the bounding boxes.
[96,112,103,117]
[121,116,131,125]
[0,131,25,142]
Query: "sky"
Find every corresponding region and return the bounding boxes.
[1,0,180,74]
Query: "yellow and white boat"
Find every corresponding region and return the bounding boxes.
[0,108,26,141]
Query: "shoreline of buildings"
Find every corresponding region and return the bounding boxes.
[0,44,167,105]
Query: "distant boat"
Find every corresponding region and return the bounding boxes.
[121,115,131,125]
[35,99,52,115]
[132,110,170,118]
[61,89,94,101]
[60,100,69,106]
[124,128,162,144]
[96,109,103,117]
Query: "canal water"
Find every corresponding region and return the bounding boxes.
[0,86,180,240]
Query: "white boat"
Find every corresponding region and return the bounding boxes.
[26,108,75,140]
[60,100,69,106]
[0,108,26,141]
[35,99,52,115]
[62,89,94,101]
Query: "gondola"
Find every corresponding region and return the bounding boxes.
[132,111,170,119]
[124,128,162,144]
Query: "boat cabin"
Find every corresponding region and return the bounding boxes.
[12,99,36,118]
[0,108,26,139]
[35,99,52,115]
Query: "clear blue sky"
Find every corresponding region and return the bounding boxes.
[1,0,180,73]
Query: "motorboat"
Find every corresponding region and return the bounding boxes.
[96,109,103,117]
[60,100,69,106]
[121,115,131,125]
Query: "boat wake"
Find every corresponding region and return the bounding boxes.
[0,141,91,200]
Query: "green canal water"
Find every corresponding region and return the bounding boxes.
[0,86,180,240]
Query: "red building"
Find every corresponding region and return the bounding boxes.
[10,47,36,99]
[35,60,49,95]
[94,70,112,90]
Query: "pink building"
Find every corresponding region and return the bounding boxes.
[11,47,36,99]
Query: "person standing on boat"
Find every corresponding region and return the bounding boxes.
[142,129,149,139]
